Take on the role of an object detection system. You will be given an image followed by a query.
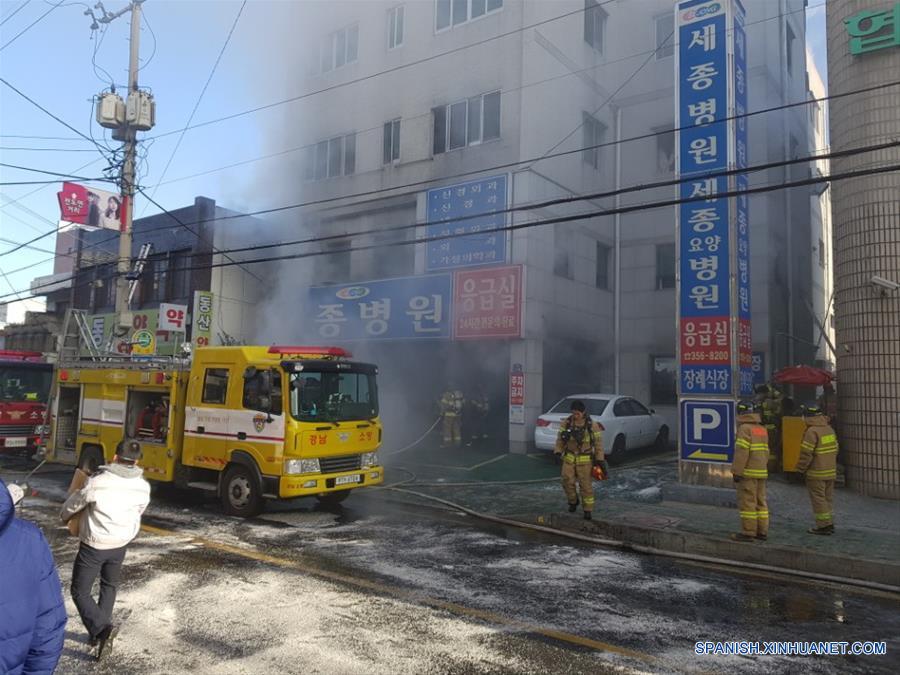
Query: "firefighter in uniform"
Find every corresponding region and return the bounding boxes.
[439,387,464,448]
[755,383,784,467]
[554,400,607,520]
[796,404,838,535]
[731,401,770,542]
[467,386,490,445]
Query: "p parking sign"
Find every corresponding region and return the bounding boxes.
[680,399,734,463]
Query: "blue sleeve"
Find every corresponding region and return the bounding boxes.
[24,532,67,675]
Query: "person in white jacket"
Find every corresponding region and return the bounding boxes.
[60,439,150,659]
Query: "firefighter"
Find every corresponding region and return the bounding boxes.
[439,386,464,448]
[467,386,490,445]
[796,404,838,535]
[731,401,770,542]
[755,383,784,466]
[554,400,607,520]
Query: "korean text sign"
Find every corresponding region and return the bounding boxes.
[192,291,214,348]
[309,274,452,340]
[159,303,188,332]
[452,265,523,339]
[678,0,733,396]
[426,175,508,271]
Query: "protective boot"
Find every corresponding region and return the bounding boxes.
[568,496,579,513]
[583,511,592,521]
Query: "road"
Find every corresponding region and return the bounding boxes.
[2,458,898,674]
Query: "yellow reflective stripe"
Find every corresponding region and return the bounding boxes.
[815,512,833,520]
[583,497,595,505]
[743,469,767,477]
[821,434,836,442]
[815,448,837,454]
[757,511,770,518]
[576,455,592,464]
[735,439,750,448]
[807,469,836,478]
[800,442,815,450]
[739,512,758,518]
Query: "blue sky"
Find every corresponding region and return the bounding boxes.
[0,0,829,324]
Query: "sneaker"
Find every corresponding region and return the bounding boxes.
[808,526,832,536]
[96,624,118,660]
[730,533,755,542]
[583,511,592,521]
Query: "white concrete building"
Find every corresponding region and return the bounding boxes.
[254,0,823,452]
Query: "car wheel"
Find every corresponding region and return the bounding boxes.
[609,435,626,461]
[221,464,264,517]
[316,490,351,506]
[654,426,670,451]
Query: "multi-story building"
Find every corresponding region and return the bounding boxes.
[248,0,822,452]
[826,0,900,499]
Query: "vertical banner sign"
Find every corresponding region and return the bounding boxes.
[509,363,525,425]
[192,291,214,348]
[732,2,753,397]
[426,175,508,271]
[677,0,749,464]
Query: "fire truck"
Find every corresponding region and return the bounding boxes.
[45,345,384,516]
[0,350,52,455]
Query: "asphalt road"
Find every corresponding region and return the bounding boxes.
[2,457,898,675]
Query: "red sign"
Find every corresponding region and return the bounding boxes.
[452,265,522,339]
[680,317,731,364]
[57,182,123,230]
[510,365,525,406]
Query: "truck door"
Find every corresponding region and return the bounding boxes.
[183,365,232,470]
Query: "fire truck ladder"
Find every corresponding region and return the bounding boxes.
[60,308,104,361]
[126,243,153,307]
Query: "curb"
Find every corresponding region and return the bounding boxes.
[541,511,900,588]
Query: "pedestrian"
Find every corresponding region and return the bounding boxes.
[796,404,838,535]
[554,400,608,520]
[60,439,151,659]
[439,385,464,448]
[0,478,67,675]
[730,401,770,542]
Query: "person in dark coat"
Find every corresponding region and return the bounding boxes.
[0,478,67,674]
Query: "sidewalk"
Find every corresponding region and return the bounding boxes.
[384,442,900,588]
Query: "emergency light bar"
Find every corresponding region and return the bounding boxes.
[0,350,44,362]
[267,346,353,358]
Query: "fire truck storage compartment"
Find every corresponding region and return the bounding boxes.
[55,386,81,452]
[126,390,169,443]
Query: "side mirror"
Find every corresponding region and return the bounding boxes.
[650,408,656,414]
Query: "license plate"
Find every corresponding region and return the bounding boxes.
[335,474,361,486]
[3,437,27,448]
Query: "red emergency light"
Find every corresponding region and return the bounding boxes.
[0,350,44,362]
[267,346,352,358]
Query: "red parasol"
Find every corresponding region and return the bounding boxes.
[772,365,835,386]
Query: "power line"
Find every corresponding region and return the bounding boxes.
[0,146,100,152]
[0,161,117,182]
[0,0,32,27]
[138,0,247,216]
[0,0,62,51]
[4,156,897,304]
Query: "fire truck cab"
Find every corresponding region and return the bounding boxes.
[47,345,383,516]
[0,350,51,455]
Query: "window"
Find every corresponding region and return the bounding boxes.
[141,255,168,305]
[202,368,229,405]
[655,126,675,174]
[584,0,607,53]
[582,112,605,170]
[304,133,356,181]
[432,91,501,154]
[554,245,572,280]
[785,22,795,73]
[289,369,378,422]
[596,242,610,290]
[388,5,404,49]
[322,24,359,73]
[169,249,191,300]
[818,238,826,268]
[651,357,677,404]
[656,243,676,289]
[549,397,609,416]
[612,399,630,417]
[655,13,674,59]
[383,118,401,164]
[243,369,283,415]
[436,0,503,32]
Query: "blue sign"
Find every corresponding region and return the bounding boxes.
[426,175,507,271]
[681,399,735,463]
[751,351,766,386]
[309,274,452,341]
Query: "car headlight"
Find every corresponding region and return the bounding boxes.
[283,458,321,475]
[361,452,380,469]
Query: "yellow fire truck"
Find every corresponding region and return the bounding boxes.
[46,345,383,516]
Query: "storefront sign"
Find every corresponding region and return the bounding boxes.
[309,274,452,340]
[159,302,188,332]
[426,175,507,271]
[845,4,900,55]
[452,265,522,340]
[509,363,525,425]
[83,311,179,356]
[192,291,214,348]
[56,182,123,231]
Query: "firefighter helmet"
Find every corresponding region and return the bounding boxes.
[736,400,757,415]
[801,404,823,417]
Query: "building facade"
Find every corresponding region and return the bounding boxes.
[826,0,900,499]
[250,0,823,452]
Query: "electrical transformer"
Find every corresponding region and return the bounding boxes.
[96,92,125,129]
[126,90,156,131]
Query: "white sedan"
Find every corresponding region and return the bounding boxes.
[533,394,669,458]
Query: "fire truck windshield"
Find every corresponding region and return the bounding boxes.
[0,364,52,402]
[289,370,378,423]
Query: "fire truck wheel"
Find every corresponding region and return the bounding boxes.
[221,464,263,517]
[316,490,350,506]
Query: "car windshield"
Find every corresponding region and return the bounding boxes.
[289,370,378,423]
[549,397,609,417]
[0,365,52,403]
